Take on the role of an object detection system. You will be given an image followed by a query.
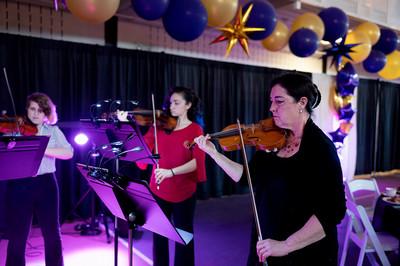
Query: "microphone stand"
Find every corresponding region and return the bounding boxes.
[107,139,140,266]
[103,138,129,266]
[75,143,102,236]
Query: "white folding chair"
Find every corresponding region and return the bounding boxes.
[340,200,398,266]
[345,178,381,219]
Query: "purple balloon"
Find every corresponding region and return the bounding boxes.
[132,0,169,20]
[243,0,277,40]
[337,84,356,97]
[363,49,387,73]
[319,7,349,43]
[162,0,207,42]
[337,63,359,87]
[329,128,346,144]
[373,29,399,55]
[338,106,355,121]
[289,28,319,57]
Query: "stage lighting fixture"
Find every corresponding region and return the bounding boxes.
[74,133,89,146]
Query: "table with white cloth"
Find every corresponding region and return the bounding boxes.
[372,195,400,261]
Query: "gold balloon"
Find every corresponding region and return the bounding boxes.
[342,95,353,106]
[201,0,239,27]
[355,22,380,45]
[332,90,353,111]
[290,12,325,40]
[342,30,372,64]
[262,20,289,51]
[378,50,400,80]
[66,0,120,24]
[332,90,343,111]
[340,122,353,134]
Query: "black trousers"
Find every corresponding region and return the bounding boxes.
[5,173,63,266]
[153,194,196,266]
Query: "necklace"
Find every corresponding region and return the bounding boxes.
[280,135,302,155]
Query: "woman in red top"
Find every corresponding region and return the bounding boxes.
[119,86,206,266]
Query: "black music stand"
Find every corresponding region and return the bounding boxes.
[77,163,193,266]
[0,136,49,180]
[68,119,157,266]
[76,119,156,166]
[0,135,49,241]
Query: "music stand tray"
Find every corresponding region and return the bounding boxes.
[0,136,49,180]
[76,163,193,245]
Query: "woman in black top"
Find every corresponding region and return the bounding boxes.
[195,73,346,265]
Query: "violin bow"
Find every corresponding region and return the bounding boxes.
[236,119,268,266]
[2,68,21,136]
[151,93,161,190]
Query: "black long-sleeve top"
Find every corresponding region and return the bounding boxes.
[247,118,346,266]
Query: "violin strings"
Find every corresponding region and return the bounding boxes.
[210,128,241,138]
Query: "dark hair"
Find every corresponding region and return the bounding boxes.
[163,86,204,127]
[26,92,58,124]
[270,73,321,114]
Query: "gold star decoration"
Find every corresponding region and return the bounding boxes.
[210,4,265,57]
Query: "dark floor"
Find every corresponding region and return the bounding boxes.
[0,175,399,266]
[98,174,400,266]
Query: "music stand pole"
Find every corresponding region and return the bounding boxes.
[78,146,102,236]
[114,210,119,266]
[127,212,136,266]
[114,158,120,266]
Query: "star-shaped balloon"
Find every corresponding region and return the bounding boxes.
[322,35,360,70]
[210,4,265,57]
[329,128,347,145]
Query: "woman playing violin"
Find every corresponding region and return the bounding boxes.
[5,92,73,266]
[118,86,206,266]
[195,73,346,266]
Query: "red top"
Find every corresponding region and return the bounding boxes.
[143,123,206,203]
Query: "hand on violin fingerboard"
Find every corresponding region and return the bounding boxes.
[194,135,216,155]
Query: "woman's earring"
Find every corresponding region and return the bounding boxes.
[299,109,303,113]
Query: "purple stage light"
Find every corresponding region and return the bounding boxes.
[74,133,89,146]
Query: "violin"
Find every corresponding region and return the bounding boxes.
[0,115,38,136]
[119,109,177,131]
[187,117,286,151]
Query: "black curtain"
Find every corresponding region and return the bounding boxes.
[0,33,289,221]
[355,79,400,174]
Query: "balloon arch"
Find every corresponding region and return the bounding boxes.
[62,0,400,147]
